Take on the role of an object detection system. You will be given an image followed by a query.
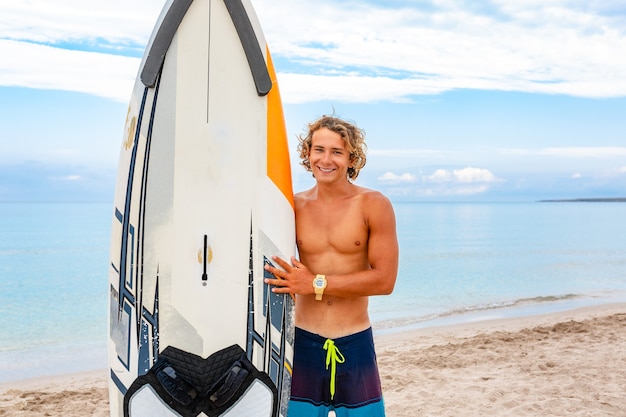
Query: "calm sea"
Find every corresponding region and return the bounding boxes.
[1,201,625,382]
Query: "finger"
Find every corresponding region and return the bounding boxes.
[291,257,303,269]
[264,277,283,286]
[271,256,291,270]
[271,278,284,286]
[264,263,280,275]
[271,286,290,294]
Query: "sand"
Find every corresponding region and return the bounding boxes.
[1,303,625,416]
[0,371,109,417]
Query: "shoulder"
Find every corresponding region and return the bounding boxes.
[294,189,309,201]
[354,187,395,221]
[294,188,314,204]
[350,188,397,242]
[356,186,393,208]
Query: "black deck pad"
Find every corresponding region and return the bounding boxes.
[124,344,278,417]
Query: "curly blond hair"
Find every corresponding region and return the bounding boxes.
[297,115,367,181]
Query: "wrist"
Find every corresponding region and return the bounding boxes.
[312,274,327,301]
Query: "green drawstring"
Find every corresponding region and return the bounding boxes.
[323,339,345,400]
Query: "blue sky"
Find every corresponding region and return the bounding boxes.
[1,0,625,202]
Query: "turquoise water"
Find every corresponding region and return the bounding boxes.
[0,203,112,382]
[369,202,626,330]
[1,201,625,382]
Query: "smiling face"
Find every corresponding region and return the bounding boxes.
[308,127,353,184]
[297,116,367,182]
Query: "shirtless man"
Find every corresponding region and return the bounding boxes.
[265,115,399,416]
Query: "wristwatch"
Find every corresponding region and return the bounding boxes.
[313,274,327,301]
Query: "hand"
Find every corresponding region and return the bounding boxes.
[264,256,313,295]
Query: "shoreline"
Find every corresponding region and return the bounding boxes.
[1,302,625,416]
[373,292,626,335]
[374,301,626,348]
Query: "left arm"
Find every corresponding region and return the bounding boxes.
[265,194,399,297]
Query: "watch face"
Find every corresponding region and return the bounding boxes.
[314,278,324,288]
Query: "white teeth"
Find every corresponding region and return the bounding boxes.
[319,167,333,172]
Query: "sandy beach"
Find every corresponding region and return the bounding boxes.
[1,303,625,416]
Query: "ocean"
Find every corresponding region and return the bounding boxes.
[1,201,625,383]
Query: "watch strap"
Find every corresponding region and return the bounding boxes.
[314,274,326,301]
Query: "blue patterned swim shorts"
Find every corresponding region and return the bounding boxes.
[288,327,385,417]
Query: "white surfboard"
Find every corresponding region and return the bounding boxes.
[107,1,295,416]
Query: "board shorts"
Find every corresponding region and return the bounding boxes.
[287,327,385,417]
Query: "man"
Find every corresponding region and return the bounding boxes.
[265,115,399,416]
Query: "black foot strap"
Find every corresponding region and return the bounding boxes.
[123,345,277,417]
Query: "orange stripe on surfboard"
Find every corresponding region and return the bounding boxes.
[266,46,294,209]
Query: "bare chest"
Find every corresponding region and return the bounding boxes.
[296,203,369,256]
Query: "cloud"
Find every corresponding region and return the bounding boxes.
[424,167,500,184]
[377,166,502,197]
[0,0,157,102]
[571,173,583,179]
[257,0,626,100]
[2,0,626,102]
[0,40,138,102]
[0,1,158,48]
[277,73,448,104]
[423,167,502,196]
[424,169,453,183]
[378,172,417,183]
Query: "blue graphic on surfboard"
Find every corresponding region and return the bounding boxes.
[107,0,296,416]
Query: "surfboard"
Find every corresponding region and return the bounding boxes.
[107,0,295,416]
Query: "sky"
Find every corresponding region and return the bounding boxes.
[1,0,625,202]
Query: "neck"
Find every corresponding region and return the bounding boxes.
[313,179,354,201]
